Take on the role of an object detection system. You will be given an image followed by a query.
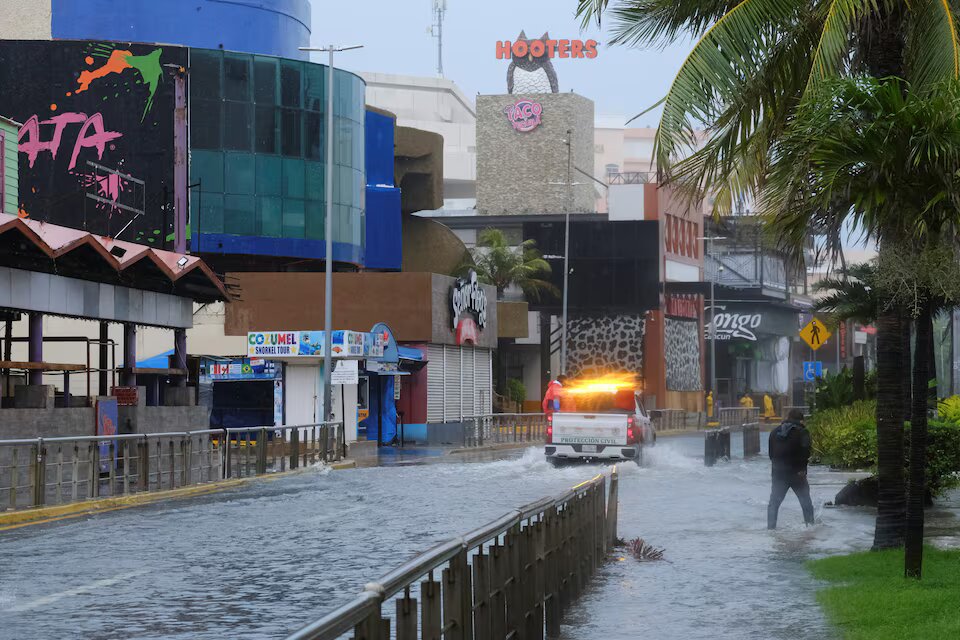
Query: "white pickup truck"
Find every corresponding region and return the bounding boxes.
[545,392,654,465]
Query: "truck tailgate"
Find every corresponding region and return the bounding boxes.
[552,413,628,445]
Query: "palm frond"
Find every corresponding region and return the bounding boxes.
[906,0,960,92]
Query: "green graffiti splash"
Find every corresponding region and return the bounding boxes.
[123,49,163,122]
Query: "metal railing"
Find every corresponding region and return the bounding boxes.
[0,422,343,512]
[286,467,619,640]
[650,409,705,432]
[464,413,548,448]
[718,407,761,430]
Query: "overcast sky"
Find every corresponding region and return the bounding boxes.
[308,0,692,126]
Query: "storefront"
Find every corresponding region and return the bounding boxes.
[704,302,801,408]
[246,329,384,442]
[198,357,283,429]
[224,271,500,444]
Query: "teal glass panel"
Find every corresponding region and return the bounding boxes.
[304,110,322,160]
[223,53,251,102]
[304,64,325,112]
[191,150,224,193]
[305,200,325,240]
[192,99,222,150]
[225,152,255,194]
[223,102,252,151]
[190,50,222,95]
[334,115,352,167]
[282,198,305,238]
[280,108,302,156]
[280,60,302,108]
[282,158,304,198]
[224,194,256,235]
[305,161,324,200]
[258,196,283,237]
[254,56,278,105]
[198,192,224,234]
[256,155,282,196]
[338,165,351,206]
[254,106,278,154]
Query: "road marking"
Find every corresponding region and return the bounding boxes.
[6,570,148,612]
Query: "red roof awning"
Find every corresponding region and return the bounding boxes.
[0,213,229,301]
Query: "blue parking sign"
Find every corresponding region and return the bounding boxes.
[803,361,823,382]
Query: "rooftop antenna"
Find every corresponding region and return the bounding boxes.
[430,0,447,77]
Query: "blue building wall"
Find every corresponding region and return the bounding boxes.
[364,110,401,270]
[51,0,311,60]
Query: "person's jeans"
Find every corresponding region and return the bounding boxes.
[768,469,815,529]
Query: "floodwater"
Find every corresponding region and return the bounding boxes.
[0,433,903,640]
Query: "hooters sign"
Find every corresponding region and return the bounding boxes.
[503,99,543,132]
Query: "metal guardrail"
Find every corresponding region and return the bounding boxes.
[463,413,548,448]
[718,407,761,430]
[650,409,705,432]
[286,467,619,640]
[0,422,343,512]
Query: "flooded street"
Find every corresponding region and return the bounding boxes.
[0,434,885,639]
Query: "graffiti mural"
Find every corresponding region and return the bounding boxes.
[665,318,703,391]
[0,40,186,244]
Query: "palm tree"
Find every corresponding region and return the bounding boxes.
[813,263,879,325]
[576,0,960,550]
[458,228,559,301]
[761,76,960,576]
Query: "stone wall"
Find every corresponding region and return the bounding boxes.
[476,92,594,215]
[0,406,210,439]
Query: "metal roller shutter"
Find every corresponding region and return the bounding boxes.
[462,347,476,417]
[474,348,492,415]
[427,344,445,423]
[444,346,461,420]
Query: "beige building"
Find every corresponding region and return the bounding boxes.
[360,72,477,208]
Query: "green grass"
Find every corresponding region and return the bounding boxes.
[808,547,960,640]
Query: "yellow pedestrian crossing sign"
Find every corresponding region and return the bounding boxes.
[800,318,831,351]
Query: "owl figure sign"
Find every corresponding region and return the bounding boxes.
[496,31,599,94]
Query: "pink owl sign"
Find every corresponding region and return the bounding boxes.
[503,99,543,132]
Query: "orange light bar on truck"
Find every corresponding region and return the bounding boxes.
[564,373,640,395]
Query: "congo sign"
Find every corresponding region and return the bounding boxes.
[503,99,543,132]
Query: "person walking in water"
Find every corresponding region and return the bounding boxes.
[768,408,815,529]
[542,374,567,415]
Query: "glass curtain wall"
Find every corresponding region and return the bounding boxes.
[188,49,365,256]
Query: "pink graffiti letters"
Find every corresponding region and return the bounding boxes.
[18,112,122,170]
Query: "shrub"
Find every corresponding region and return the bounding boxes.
[807,399,960,495]
[937,395,960,424]
[505,378,526,405]
[815,369,855,410]
[808,401,877,469]
[924,420,960,494]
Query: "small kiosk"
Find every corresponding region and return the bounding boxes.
[247,329,384,442]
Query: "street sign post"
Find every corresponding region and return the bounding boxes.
[803,361,823,382]
[800,318,831,351]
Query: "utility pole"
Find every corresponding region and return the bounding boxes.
[299,44,363,423]
[700,236,727,397]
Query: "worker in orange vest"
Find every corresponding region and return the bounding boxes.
[542,374,568,415]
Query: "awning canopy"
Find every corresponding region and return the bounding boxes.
[0,213,229,302]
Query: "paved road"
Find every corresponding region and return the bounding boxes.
[0,434,893,639]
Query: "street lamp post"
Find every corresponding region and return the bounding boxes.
[700,236,727,397]
[299,44,363,423]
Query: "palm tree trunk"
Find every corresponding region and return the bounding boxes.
[865,4,907,551]
[905,298,932,577]
[903,316,913,421]
[873,304,906,550]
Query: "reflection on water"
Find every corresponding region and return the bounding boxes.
[0,434,885,639]
[561,433,875,640]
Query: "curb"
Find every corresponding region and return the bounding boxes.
[447,442,541,455]
[0,458,358,530]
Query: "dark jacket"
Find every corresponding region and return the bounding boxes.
[769,420,812,474]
